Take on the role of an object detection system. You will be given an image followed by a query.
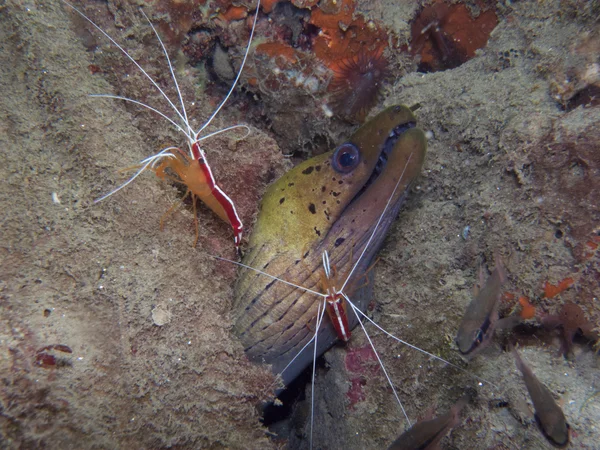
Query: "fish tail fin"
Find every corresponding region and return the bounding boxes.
[453,393,472,413]
[494,254,508,284]
[509,343,526,374]
[448,392,473,429]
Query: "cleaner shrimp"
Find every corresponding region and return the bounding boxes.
[62,0,262,251]
[212,153,496,449]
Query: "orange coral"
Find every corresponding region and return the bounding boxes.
[309,0,387,64]
[260,0,282,13]
[586,239,599,250]
[254,42,298,65]
[518,296,536,319]
[581,234,600,260]
[543,277,575,298]
[310,0,355,30]
[220,5,248,22]
[502,292,515,303]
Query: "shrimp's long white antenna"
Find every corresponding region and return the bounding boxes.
[340,153,413,293]
[322,250,332,279]
[194,0,261,139]
[93,146,179,203]
[197,124,252,143]
[89,94,192,140]
[309,300,326,450]
[93,125,250,203]
[343,293,411,427]
[139,9,193,138]
[346,294,497,388]
[208,254,327,298]
[61,1,189,129]
[278,300,327,376]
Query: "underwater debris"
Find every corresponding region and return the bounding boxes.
[252,41,329,96]
[34,344,73,369]
[461,225,470,240]
[511,346,570,447]
[410,0,498,72]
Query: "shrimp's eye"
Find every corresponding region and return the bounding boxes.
[332,143,361,173]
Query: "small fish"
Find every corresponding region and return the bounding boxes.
[387,394,471,450]
[511,346,570,446]
[455,256,507,355]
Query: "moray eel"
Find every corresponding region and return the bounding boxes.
[233,105,427,385]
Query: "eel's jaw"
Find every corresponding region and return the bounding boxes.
[353,119,418,202]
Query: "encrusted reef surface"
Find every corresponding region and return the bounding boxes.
[0,1,598,449]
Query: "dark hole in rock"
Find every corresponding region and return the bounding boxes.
[262,355,328,433]
[410,0,498,73]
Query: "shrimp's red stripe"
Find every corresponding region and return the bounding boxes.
[326,293,351,342]
[192,142,243,246]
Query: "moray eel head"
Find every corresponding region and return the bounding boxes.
[234,105,426,384]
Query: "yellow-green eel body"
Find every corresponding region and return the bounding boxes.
[233,106,427,384]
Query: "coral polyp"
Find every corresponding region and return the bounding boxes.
[329,47,389,123]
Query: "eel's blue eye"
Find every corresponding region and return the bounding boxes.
[332,143,360,173]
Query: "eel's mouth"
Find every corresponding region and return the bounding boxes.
[357,120,417,197]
